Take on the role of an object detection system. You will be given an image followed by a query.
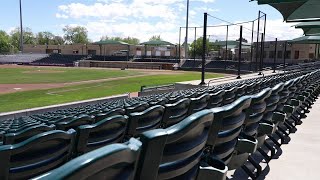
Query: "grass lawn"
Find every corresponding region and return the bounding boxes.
[0,67,140,84]
[0,71,223,112]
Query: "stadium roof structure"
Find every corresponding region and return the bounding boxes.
[289,35,320,44]
[140,40,174,46]
[254,0,320,22]
[93,40,129,45]
[294,22,320,35]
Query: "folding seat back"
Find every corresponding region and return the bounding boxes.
[187,93,211,115]
[3,124,56,145]
[277,79,295,112]
[7,122,42,133]
[162,98,191,127]
[76,115,128,154]
[207,90,225,108]
[136,110,214,180]
[223,87,238,105]
[33,138,142,180]
[167,95,184,104]
[56,114,94,131]
[235,84,247,99]
[127,105,165,137]
[263,83,284,124]
[94,108,125,122]
[149,98,168,106]
[125,102,149,115]
[206,96,252,164]
[243,88,272,137]
[246,83,255,95]
[0,129,76,180]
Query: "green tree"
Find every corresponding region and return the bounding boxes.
[236,37,248,43]
[52,36,65,45]
[63,25,89,44]
[36,31,56,45]
[10,27,35,50]
[0,30,12,54]
[100,36,140,45]
[189,37,214,57]
[149,35,162,41]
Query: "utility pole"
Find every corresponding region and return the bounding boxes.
[19,0,24,53]
[185,0,189,60]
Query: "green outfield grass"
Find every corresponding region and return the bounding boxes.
[0,67,140,84]
[0,68,223,112]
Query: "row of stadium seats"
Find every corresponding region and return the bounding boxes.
[133,58,179,63]
[0,65,319,179]
[86,55,133,61]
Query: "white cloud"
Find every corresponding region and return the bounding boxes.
[56,13,69,19]
[55,1,302,44]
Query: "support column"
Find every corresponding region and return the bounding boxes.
[237,26,243,79]
[200,13,207,85]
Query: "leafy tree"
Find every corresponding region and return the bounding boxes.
[36,31,55,45]
[0,30,12,54]
[236,37,248,43]
[10,27,35,50]
[189,37,215,57]
[52,36,65,45]
[149,35,162,41]
[63,25,89,44]
[100,36,140,45]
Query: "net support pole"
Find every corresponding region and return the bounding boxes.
[250,21,254,72]
[283,41,287,72]
[179,27,181,62]
[273,38,278,73]
[255,11,261,72]
[19,0,23,53]
[237,26,243,79]
[194,27,196,67]
[200,12,207,85]
[185,0,190,60]
[259,33,264,75]
[225,25,229,70]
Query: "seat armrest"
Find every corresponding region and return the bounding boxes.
[258,121,276,135]
[273,112,286,123]
[198,156,227,180]
[290,99,301,107]
[236,134,258,153]
[283,105,295,116]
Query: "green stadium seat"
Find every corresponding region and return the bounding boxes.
[75,115,128,155]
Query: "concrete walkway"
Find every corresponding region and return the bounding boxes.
[178,70,280,86]
[228,98,320,180]
[263,98,320,180]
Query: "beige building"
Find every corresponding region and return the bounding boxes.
[254,40,319,63]
[23,43,179,58]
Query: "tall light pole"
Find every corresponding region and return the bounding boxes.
[185,0,189,60]
[19,0,24,53]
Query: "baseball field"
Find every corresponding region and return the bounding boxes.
[0,65,224,113]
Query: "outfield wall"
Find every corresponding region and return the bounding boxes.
[79,60,174,70]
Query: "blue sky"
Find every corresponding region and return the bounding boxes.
[0,0,303,42]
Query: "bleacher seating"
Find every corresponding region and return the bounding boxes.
[87,55,133,61]
[134,58,179,64]
[0,54,49,64]
[32,54,87,66]
[181,60,202,68]
[0,63,320,179]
